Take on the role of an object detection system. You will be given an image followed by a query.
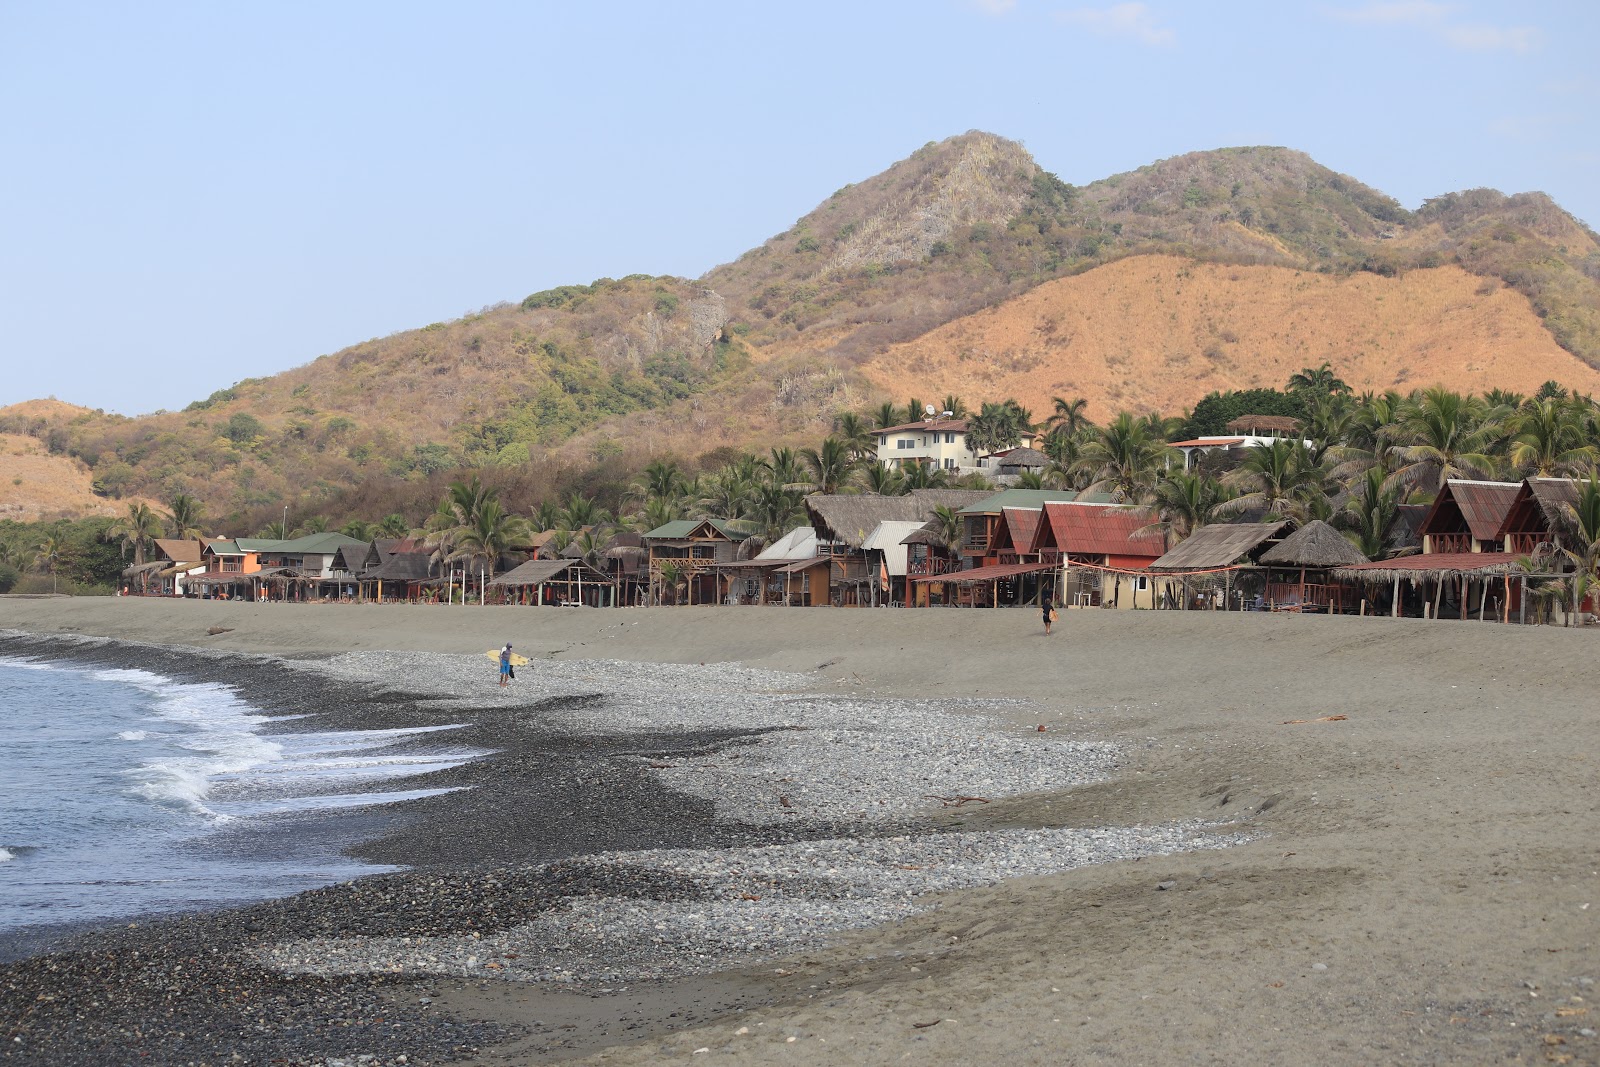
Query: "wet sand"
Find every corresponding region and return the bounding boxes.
[2,597,1598,1065]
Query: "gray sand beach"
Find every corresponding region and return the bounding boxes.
[1,596,1597,1065]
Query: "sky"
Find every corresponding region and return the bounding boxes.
[2,0,1596,415]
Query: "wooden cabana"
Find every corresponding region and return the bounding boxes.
[363,551,437,602]
[1258,519,1367,613]
[1146,521,1291,610]
[489,558,615,607]
[1333,551,1527,621]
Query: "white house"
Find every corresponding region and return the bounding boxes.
[875,418,1039,472]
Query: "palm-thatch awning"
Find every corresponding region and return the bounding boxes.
[488,559,612,587]
[1332,551,1527,584]
[805,490,992,548]
[1226,415,1301,435]
[121,560,167,578]
[1146,522,1290,571]
[1259,520,1369,568]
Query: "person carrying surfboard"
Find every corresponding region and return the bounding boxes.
[498,643,513,687]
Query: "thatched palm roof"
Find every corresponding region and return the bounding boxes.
[1226,415,1301,435]
[805,490,991,548]
[1259,520,1368,567]
[996,446,1049,470]
[1147,521,1290,571]
[489,559,612,587]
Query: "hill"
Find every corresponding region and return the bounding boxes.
[860,254,1600,421]
[5,132,1600,523]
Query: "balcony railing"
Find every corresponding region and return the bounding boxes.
[1505,532,1547,554]
[1429,532,1472,554]
[908,557,953,576]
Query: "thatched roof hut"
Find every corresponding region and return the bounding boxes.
[805,490,990,548]
[1332,552,1525,585]
[995,447,1049,472]
[1147,521,1290,571]
[1225,415,1301,436]
[1259,520,1368,568]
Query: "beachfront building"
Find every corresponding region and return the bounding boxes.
[642,519,752,605]
[1257,519,1369,613]
[1031,501,1167,609]
[123,538,206,596]
[874,418,1040,473]
[958,489,1082,568]
[1334,477,1589,622]
[1146,521,1291,610]
[710,526,819,606]
[1169,415,1312,472]
[806,490,990,607]
[488,558,614,607]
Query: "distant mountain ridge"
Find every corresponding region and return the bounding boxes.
[5,130,1599,522]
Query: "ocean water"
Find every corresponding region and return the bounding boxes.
[0,656,486,943]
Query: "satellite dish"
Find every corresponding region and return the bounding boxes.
[924,404,937,417]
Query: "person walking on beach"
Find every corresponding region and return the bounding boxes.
[1042,597,1057,636]
[498,643,514,687]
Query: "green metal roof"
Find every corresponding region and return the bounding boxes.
[642,518,751,541]
[267,532,368,555]
[231,538,280,552]
[958,489,1082,514]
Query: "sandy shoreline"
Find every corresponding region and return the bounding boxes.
[2,597,1599,1065]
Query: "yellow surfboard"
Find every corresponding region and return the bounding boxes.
[485,649,531,667]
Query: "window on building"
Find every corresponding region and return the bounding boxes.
[1135,575,1149,590]
[945,432,955,443]
[897,439,914,450]
[943,457,956,469]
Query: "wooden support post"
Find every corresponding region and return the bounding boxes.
[1479,579,1488,622]
[1360,598,1366,616]
[1432,577,1443,621]
[1459,574,1468,620]
[1391,574,1401,617]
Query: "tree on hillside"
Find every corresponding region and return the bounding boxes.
[940,395,969,418]
[1184,388,1306,438]
[967,400,1031,456]
[341,519,376,540]
[631,459,686,506]
[1142,471,1230,544]
[858,462,907,496]
[1509,396,1597,476]
[448,499,530,583]
[833,412,877,462]
[902,398,926,424]
[1047,396,1094,438]
[873,401,900,430]
[801,438,857,494]
[900,461,950,490]
[164,493,205,540]
[1287,362,1351,397]
[377,513,410,538]
[1337,466,1403,560]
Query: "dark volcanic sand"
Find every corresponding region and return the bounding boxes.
[0,635,831,1066]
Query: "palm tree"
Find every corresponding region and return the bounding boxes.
[1303,393,1356,464]
[967,400,1028,457]
[695,469,753,521]
[560,493,612,530]
[258,520,289,539]
[1014,471,1045,490]
[873,401,901,430]
[1508,397,1598,476]
[529,500,563,533]
[1073,413,1171,502]
[747,481,804,539]
[377,513,410,538]
[631,459,686,505]
[1217,439,1325,521]
[858,462,907,495]
[900,462,950,490]
[1047,396,1093,437]
[800,438,857,494]
[1287,362,1350,396]
[108,503,164,584]
[1390,388,1501,493]
[765,446,806,489]
[657,560,687,605]
[1337,466,1403,560]
[940,395,969,418]
[903,398,925,423]
[571,528,609,572]
[834,412,877,462]
[295,515,329,535]
[341,519,376,540]
[636,496,685,533]
[929,505,963,552]
[164,493,205,540]
[1142,471,1229,544]
[36,534,65,594]
[448,499,530,583]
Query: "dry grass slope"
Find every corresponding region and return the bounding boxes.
[863,254,1600,420]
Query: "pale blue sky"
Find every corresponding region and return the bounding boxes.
[2,1,1594,414]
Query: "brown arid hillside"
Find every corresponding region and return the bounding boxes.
[6,131,1600,523]
[0,433,159,522]
[859,254,1600,421]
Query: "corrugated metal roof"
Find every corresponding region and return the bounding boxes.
[489,558,611,586]
[642,518,750,541]
[1038,502,1163,558]
[755,526,818,561]
[1001,508,1042,553]
[1424,480,1522,542]
[958,488,1080,514]
[1147,522,1290,571]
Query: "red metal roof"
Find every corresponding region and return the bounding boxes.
[876,418,969,435]
[1039,502,1165,558]
[1422,480,1522,542]
[911,561,1054,584]
[1336,551,1524,573]
[1001,507,1042,553]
